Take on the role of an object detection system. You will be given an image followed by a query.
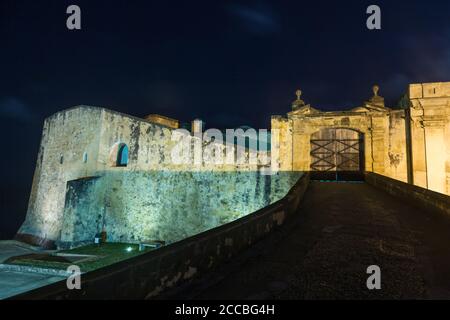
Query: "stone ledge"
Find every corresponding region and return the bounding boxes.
[0,264,73,277]
[364,172,450,219]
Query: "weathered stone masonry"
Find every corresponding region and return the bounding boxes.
[58,171,300,249]
[17,106,299,248]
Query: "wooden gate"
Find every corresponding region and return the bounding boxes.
[310,128,364,180]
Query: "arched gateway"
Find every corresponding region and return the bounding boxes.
[271,86,410,182]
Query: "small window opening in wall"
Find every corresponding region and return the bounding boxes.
[60,154,64,164]
[83,152,88,163]
[116,143,129,167]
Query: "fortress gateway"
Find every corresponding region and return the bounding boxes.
[17,82,450,248]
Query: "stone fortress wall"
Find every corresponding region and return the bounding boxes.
[17,106,297,248]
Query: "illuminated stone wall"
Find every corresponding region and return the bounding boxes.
[409,82,450,195]
[144,114,179,129]
[18,106,276,247]
[57,171,302,248]
[271,86,408,181]
[272,82,450,195]
[18,107,104,245]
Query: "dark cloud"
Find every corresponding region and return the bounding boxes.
[226,3,281,36]
[400,29,450,82]
[380,74,410,103]
[0,97,36,122]
[144,82,184,115]
[206,112,251,129]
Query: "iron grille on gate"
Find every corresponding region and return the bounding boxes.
[310,138,362,171]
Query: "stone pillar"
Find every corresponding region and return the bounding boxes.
[292,132,310,171]
[271,116,293,171]
[409,82,450,195]
[364,130,374,172]
[424,121,447,193]
[360,85,391,176]
[368,115,388,175]
[291,116,311,171]
[409,119,428,188]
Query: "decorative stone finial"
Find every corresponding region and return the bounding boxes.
[292,89,305,110]
[366,84,385,108]
[372,84,380,97]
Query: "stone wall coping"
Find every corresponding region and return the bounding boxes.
[364,172,450,219]
[44,105,177,131]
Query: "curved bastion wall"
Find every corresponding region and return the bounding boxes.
[57,171,302,249]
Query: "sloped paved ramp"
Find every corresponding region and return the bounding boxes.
[191,181,450,299]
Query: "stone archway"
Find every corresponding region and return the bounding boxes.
[109,142,129,167]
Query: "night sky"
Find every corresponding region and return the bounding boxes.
[1,0,449,238]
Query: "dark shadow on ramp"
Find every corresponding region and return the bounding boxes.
[309,170,364,182]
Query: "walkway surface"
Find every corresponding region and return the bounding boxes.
[182,181,450,299]
[0,241,38,263]
[0,241,64,299]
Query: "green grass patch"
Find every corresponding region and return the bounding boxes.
[6,243,154,272]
